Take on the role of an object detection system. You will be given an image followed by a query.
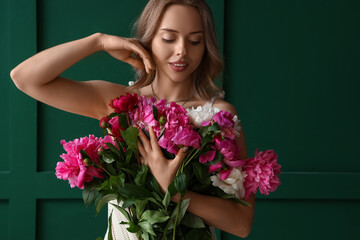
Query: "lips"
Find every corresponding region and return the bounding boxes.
[169,61,188,72]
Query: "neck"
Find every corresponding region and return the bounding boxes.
[151,75,193,102]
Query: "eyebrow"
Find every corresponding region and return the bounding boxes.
[160,28,203,34]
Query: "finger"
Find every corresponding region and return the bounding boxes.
[149,126,162,153]
[137,140,146,158]
[124,56,146,71]
[124,41,153,73]
[173,147,189,167]
[138,127,152,151]
[140,156,146,165]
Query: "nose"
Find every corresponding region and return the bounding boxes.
[176,39,187,56]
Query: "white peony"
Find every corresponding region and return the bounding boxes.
[210,167,247,199]
[186,105,220,128]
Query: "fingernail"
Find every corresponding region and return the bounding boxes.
[182,147,189,153]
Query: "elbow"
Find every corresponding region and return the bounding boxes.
[10,68,26,91]
[236,222,253,238]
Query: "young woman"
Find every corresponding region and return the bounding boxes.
[10,0,255,238]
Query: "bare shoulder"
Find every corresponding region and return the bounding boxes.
[213,98,238,116]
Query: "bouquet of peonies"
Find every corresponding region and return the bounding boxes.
[55,93,281,240]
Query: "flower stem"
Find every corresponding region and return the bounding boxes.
[172,197,183,240]
[94,162,112,176]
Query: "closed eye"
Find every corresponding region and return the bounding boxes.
[162,38,175,43]
[190,40,201,45]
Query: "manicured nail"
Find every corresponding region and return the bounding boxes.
[182,147,189,153]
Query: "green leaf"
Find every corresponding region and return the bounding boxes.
[167,181,178,197]
[118,113,129,129]
[181,213,205,228]
[118,183,153,199]
[96,194,117,215]
[147,174,162,195]
[139,221,156,236]
[175,198,190,225]
[192,162,210,183]
[121,198,138,209]
[134,164,149,186]
[125,150,134,164]
[109,174,125,191]
[208,122,221,134]
[102,151,116,164]
[141,231,150,240]
[107,212,113,240]
[110,203,131,222]
[201,134,213,147]
[198,125,210,137]
[185,228,212,240]
[126,221,141,233]
[135,200,148,219]
[141,210,169,224]
[162,190,171,210]
[167,199,190,230]
[108,112,121,119]
[105,143,120,158]
[152,105,159,121]
[82,186,98,207]
[121,127,139,153]
[174,172,188,197]
[80,149,91,160]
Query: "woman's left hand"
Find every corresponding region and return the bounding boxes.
[137,126,189,193]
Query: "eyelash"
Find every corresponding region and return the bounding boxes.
[162,38,201,46]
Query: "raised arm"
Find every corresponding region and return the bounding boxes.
[10,33,154,119]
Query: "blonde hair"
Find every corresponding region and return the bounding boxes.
[127,0,223,100]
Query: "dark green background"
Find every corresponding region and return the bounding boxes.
[1,0,359,239]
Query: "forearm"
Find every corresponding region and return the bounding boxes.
[10,33,103,90]
[172,191,255,238]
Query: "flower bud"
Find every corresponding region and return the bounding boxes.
[98,146,105,154]
[159,116,166,125]
[99,117,109,129]
[83,158,91,166]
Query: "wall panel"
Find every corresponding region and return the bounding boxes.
[223,199,360,240]
[0,201,9,239]
[0,0,10,171]
[3,0,359,239]
[224,0,360,172]
[36,199,107,240]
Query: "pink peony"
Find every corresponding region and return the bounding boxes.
[108,116,125,141]
[243,150,281,200]
[199,149,216,164]
[110,93,138,113]
[213,110,234,128]
[165,102,189,128]
[221,127,236,140]
[215,138,241,163]
[55,135,113,189]
[158,126,179,154]
[209,162,223,173]
[128,95,157,131]
[172,126,201,149]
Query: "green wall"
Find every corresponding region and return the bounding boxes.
[1,0,359,239]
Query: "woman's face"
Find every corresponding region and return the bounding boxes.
[151,4,205,83]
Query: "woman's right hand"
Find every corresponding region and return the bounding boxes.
[100,34,155,74]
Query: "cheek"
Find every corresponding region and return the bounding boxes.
[152,42,172,62]
[193,47,205,65]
